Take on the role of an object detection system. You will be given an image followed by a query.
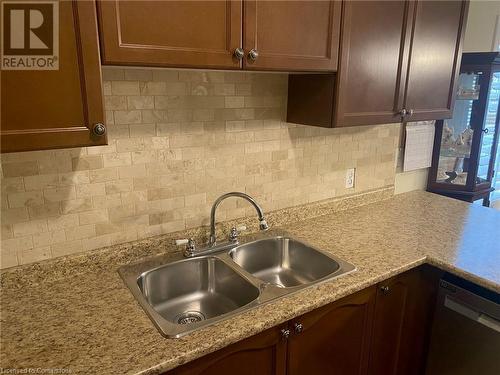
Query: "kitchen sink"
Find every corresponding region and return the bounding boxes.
[229,237,341,288]
[137,257,260,325]
[119,235,355,338]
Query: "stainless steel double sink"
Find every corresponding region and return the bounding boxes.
[119,236,355,338]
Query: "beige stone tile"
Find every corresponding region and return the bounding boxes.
[152,70,179,81]
[79,209,108,225]
[105,179,133,194]
[76,183,106,198]
[140,81,167,95]
[104,96,127,110]
[28,202,61,219]
[65,224,95,241]
[44,187,76,202]
[59,171,90,186]
[103,153,132,167]
[47,214,79,231]
[72,156,103,171]
[92,193,122,209]
[1,236,33,252]
[111,81,140,95]
[32,230,66,247]
[18,246,51,265]
[89,168,118,183]
[127,96,154,109]
[13,219,47,237]
[1,177,25,193]
[225,96,245,108]
[8,191,44,208]
[129,123,157,138]
[114,110,142,124]
[61,198,93,214]
[51,240,84,257]
[124,69,153,81]
[102,67,125,81]
[0,247,18,268]
[2,161,38,177]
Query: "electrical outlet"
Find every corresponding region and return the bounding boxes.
[345,168,355,189]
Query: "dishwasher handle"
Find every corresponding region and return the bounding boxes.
[445,295,500,334]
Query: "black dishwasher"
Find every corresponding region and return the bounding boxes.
[426,274,500,375]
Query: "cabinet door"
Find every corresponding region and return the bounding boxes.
[166,325,287,375]
[370,266,442,375]
[97,1,242,69]
[287,287,376,375]
[1,0,106,153]
[243,0,341,71]
[334,0,411,127]
[403,0,468,122]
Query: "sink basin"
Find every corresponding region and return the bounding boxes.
[119,235,355,338]
[137,257,260,326]
[229,237,344,287]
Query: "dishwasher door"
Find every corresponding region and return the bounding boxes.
[426,278,500,375]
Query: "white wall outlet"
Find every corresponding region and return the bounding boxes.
[345,168,355,189]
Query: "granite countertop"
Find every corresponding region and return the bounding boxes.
[1,191,499,374]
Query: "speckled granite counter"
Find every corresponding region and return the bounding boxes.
[1,191,499,374]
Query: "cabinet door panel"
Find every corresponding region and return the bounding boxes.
[334,0,410,127]
[244,0,340,71]
[166,325,287,375]
[1,0,106,152]
[404,0,468,121]
[287,287,376,375]
[370,266,442,375]
[97,1,242,69]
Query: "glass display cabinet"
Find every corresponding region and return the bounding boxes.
[428,52,500,206]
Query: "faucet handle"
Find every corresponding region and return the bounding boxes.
[175,238,196,256]
[229,225,247,242]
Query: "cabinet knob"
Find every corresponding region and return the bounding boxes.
[248,49,259,61]
[280,328,291,340]
[407,109,414,117]
[380,285,390,294]
[399,109,408,118]
[294,322,304,334]
[92,123,106,136]
[233,47,245,60]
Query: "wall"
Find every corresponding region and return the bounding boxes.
[0,68,400,269]
[463,0,500,52]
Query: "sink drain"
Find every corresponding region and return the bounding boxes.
[175,311,206,325]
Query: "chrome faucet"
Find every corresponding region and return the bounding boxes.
[209,192,269,246]
[177,192,269,257]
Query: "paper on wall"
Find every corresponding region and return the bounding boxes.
[403,122,435,172]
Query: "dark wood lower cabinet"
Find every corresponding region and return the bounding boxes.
[369,265,442,375]
[167,324,287,375]
[165,266,441,375]
[287,286,375,375]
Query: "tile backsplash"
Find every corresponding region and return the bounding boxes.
[0,67,399,269]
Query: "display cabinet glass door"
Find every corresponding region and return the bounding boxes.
[435,72,479,188]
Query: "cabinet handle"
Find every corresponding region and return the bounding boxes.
[294,322,304,334]
[399,109,408,118]
[233,47,245,60]
[248,49,259,61]
[92,123,106,136]
[380,285,390,294]
[280,328,291,340]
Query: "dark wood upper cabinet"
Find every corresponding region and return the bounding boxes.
[166,324,287,375]
[243,0,341,71]
[97,1,242,69]
[1,0,106,153]
[287,287,376,375]
[403,0,469,122]
[287,0,469,128]
[333,0,411,127]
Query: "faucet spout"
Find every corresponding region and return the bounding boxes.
[209,192,268,246]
